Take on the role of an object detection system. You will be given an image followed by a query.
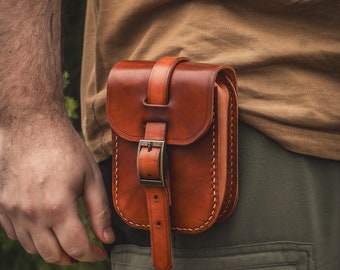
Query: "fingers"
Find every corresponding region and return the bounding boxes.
[32,228,76,265]
[24,208,107,264]
[0,210,38,255]
[1,199,109,264]
[51,205,108,263]
[15,229,38,254]
[83,167,115,244]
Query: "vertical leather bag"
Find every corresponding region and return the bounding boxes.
[106,57,238,270]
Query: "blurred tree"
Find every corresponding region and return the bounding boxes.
[0,1,110,269]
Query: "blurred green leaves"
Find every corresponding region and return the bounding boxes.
[65,95,79,121]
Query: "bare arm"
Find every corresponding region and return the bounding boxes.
[0,0,114,265]
[0,0,64,124]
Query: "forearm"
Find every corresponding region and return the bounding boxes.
[0,0,64,127]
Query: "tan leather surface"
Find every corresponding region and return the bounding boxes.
[107,57,238,232]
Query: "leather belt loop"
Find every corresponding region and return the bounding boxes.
[147,56,189,105]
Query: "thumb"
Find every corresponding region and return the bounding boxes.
[83,168,115,244]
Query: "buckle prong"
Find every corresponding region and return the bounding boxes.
[147,141,153,152]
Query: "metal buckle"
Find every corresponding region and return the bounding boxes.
[137,140,167,187]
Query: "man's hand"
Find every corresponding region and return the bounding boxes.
[0,118,115,265]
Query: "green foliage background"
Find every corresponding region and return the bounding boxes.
[0,1,110,269]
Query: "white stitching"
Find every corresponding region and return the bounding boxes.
[218,92,235,218]
[172,115,217,232]
[114,135,150,228]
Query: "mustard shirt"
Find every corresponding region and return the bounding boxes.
[81,0,340,162]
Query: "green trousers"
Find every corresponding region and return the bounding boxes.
[100,122,340,270]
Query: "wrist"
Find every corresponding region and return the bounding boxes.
[0,106,72,137]
[0,106,68,129]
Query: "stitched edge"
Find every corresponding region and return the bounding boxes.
[172,116,217,232]
[114,135,149,229]
[218,92,235,218]
[114,117,218,231]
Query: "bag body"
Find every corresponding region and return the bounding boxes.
[106,57,238,270]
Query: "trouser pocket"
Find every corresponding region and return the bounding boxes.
[110,242,315,270]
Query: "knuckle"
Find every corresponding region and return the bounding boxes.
[17,238,37,255]
[35,241,63,264]
[89,204,111,229]
[67,246,87,259]
[99,205,111,219]
[45,200,64,215]
[25,247,38,255]
[1,201,17,213]
[1,199,34,219]
[43,254,62,265]
[21,205,37,220]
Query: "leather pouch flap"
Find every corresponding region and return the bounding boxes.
[107,60,225,145]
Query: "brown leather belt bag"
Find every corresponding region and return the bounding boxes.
[106,57,238,270]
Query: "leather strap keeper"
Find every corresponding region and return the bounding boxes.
[106,56,238,270]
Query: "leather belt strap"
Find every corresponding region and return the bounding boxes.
[138,122,172,270]
[137,57,188,270]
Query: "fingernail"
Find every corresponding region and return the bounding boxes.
[103,227,115,243]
